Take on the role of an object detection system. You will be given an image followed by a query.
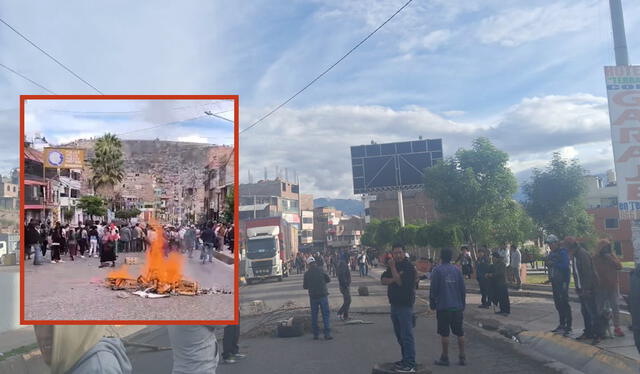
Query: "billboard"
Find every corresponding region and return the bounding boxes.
[43,147,85,169]
[604,65,640,220]
[350,139,443,194]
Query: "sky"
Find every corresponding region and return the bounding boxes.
[23,99,234,149]
[1,0,639,198]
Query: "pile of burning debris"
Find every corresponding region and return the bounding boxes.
[105,274,201,296]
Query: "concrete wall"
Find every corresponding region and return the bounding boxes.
[0,268,19,333]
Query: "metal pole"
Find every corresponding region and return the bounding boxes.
[609,0,629,66]
[397,190,405,227]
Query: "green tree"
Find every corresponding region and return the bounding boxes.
[90,133,125,203]
[63,208,75,222]
[394,224,418,254]
[424,137,519,247]
[77,195,106,221]
[375,218,401,250]
[361,219,380,249]
[523,153,594,239]
[115,208,142,221]
[223,188,234,224]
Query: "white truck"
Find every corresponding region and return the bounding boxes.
[243,217,298,284]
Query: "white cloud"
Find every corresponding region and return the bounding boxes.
[399,29,451,52]
[477,1,600,47]
[177,135,209,143]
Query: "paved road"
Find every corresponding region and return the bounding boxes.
[24,250,234,321]
[127,269,560,373]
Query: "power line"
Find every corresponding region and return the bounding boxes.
[116,109,233,136]
[240,0,414,134]
[0,17,104,94]
[0,62,57,94]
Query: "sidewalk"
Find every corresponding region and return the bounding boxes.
[0,325,147,374]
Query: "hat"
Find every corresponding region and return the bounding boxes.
[492,251,502,258]
[545,234,559,244]
[306,256,316,265]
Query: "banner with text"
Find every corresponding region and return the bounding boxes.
[605,65,640,220]
[43,147,86,169]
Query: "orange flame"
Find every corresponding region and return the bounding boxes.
[108,218,185,287]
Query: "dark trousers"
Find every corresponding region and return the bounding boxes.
[579,293,603,338]
[390,305,416,367]
[310,296,331,338]
[51,244,61,261]
[634,328,639,354]
[40,242,47,257]
[78,239,87,256]
[338,286,351,319]
[478,278,491,306]
[222,324,240,359]
[552,280,572,328]
[496,285,510,313]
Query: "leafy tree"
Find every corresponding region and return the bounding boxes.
[523,153,594,239]
[77,195,106,220]
[115,208,142,221]
[492,200,536,246]
[394,224,418,254]
[361,219,380,249]
[375,218,401,250]
[424,137,518,247]
[90,133,125,202]
[223,188,234,224]
[63,209,75,222]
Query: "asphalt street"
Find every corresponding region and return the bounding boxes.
[126,270,561,374]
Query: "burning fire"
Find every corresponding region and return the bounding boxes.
[105,219,199,296]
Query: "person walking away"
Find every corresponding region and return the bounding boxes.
[185,225,196,258]
[89,226,99,258]
[381,245,417,373]
[25,219,37,261]
[592,240,625,337]
[167,325,219,374]
[51,222,64,264]
[201,224,216,264]
[487,252,510,315]
[66,228,77,261]
[77,225,88,258]
[510,245,522,290]
[359,252,367,277]
[569,240,604,345]
[227,225,234,254]
[476,248,491,308]
[629,263,640,355]
[303,256,332,340]
[40,223,48,257]
[546,235,572,335]
[220,322,246,365]
[119,225,131,253]
[337,253,352,320]
[430,248,467,367]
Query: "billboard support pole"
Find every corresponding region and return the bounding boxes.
[397,190,405,227]
[609,0,629,66]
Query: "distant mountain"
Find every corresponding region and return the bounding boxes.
[314,198,364,216]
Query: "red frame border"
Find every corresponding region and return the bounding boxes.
[20,95,240,326]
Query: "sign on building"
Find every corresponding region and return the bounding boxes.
[604,65,640,220]
[44,148,85,169]
[350,139,443,194]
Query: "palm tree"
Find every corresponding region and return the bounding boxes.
[90,133,125,207]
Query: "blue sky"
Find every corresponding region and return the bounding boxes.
[1,0,639,197]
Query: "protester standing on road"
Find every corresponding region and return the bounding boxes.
[592,239,625,337]
[456,246,473,279]
[221,322,246,365]
[51,222,64,264]
[487,252,510,315]
[88,226,99,258]
[201,223,216,263]
[99,229,118,268]
[476,248,491,308]
[430,248,467,367]
[546,235,572,335]
[303,256,332,340]
[337,253,352,320]
[569,240,604,345]
[119,225,131,253]
[66,228,77,261]
[167,325,219,374]
[358,251,367,277]
[381,245,417,373]
[510,245,522,290]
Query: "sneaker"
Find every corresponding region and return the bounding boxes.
[434,357,450,366]
[58,260,65,263]
[563,327,572,337]
[324,335,333,340]
[551,326,564,333]
[51,260,57,264]
[232,353,247,360]
[459,356,467,366]
[80,256,85,259]
[220,357,237,364]
[394,364,416,373]
[576,333,591,341]
[614,327,625,337]
[393,361,404,368]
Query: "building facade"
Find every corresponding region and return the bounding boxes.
[366,189,438,225]
[239,178,300,228]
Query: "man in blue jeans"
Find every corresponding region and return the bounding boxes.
[381,245,417,373]
[303,256,332,340]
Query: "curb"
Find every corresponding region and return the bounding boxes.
[213,251,234,265]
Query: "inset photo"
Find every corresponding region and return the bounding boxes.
[20,95,238,324]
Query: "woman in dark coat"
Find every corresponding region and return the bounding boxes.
[99,230,117,268]
[51,222,63,263]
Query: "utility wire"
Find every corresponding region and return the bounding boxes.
[0,18,104,94]
[240,0,414,134]
[0,62,57,94]
[116,109,233,136]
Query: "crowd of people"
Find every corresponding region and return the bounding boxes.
[24,218,234,268]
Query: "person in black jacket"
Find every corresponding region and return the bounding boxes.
[303,256,332,340]
[337,253,352,320]
[475,248,491,308]
[25,219,39,261]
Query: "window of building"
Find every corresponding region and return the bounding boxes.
[12,186,16,192]
[282,183,286,192]
[291,185,299,193]
[614,241,622,256]
[303,217,313,224]
[605,218,619,229]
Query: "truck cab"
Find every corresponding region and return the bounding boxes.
[245,226,285,283]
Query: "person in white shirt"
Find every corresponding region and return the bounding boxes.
[510,245,522,290]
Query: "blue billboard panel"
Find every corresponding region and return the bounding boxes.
[350,139,443,194]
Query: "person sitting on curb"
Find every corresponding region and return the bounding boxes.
[430,248,467,367]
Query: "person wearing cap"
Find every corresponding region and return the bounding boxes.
[303,256,332,340]
[486,251,510,315]
[546,234,572,335]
